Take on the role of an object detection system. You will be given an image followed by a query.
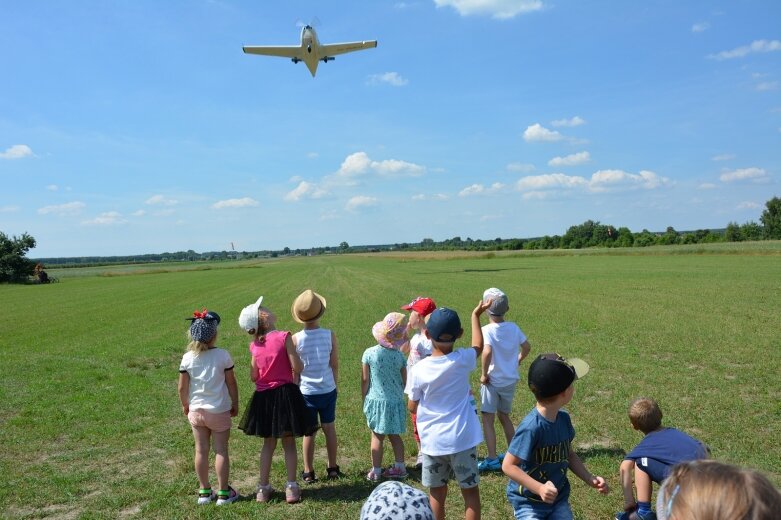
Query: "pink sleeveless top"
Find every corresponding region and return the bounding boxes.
[250,330,293,391]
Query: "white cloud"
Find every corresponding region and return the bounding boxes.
[152,209,176,217]
[132,210,146,217]
[145,194,178,206]
[284,180,329,202]
[590,169,669,191]
[736,201,760,210]
[434,0,543,19]
[719,167,769,182]
[517,173,588,191]
[333,151,426,182]
[712,154,735,161]
[38,201,85,216]
[46,184,59,191]
[367,72,409,86]
[691,22,710,33]
[548,151,590,167]
[0,144,33,159]
[698,183,717,190]
[82,211,127,226]
[346,195,378,211]
[458,182,505,197]
[335,151,372,180]
[306,152,319,159]
[551,116,585,127]
[413,193,449,201]
[523,123,564,142]
[516,169,670,193]
[0,205,20,213]
[211,197,259,209]
[756,81,779,91]
[506,162,535,173]
[372,158,425,176]
[710,39,781,60]
[480,214,500,222]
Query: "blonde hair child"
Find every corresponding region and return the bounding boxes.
[177,309,239,506]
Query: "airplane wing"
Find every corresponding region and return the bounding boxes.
[242,45,303,59]
[319,40,377,57]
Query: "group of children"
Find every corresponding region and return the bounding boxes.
[177,288,781,519]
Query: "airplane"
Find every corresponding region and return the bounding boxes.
[243,25,377,77]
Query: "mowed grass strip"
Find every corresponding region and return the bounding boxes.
[1,245,779,519]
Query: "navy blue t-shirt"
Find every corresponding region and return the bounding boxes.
[626,427,706,471]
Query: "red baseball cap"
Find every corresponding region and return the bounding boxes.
[401,297,436,317]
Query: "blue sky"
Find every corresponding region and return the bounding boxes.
[1,1,780,257]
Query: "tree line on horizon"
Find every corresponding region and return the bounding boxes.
[1,197,780,280]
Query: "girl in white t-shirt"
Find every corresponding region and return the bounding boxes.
[178,309,239,506]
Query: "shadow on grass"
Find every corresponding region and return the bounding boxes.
[576,446,626,459]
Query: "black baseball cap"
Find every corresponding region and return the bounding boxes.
[528,353,590,398]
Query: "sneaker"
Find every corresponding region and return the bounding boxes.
[477,457,501,472]
[285,483,301,504]
[615,510,657,520]
[197,488,214,505]
[366,470,381,482]
[215,486,238,506]
[256,485,274,503]
[381,466,408,479]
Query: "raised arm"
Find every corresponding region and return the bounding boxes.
[471,299,491,356]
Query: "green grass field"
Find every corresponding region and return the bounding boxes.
[2,244,780,519]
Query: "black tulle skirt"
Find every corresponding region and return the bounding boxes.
[239,383,319,438]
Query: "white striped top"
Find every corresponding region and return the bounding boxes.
[294,327,336,395]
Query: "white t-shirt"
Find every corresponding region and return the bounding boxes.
[482,321,527,387]
[406,348,483,456]
[294,328,336,395]
[179,347,234,413]
[406,332,433,369]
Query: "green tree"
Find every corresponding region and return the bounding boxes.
[740,221,763,241]
[0,232,37,283]
[339,241,349,251]
[760,196,781,239]
[724,222,743,242]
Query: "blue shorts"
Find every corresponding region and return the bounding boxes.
[633,457,671,484]
[302,389,337,426]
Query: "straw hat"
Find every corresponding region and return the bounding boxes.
[291,289,327,323]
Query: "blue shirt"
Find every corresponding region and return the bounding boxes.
[506,407,575,512]
[626,427,707,466]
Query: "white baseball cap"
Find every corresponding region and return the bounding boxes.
[238,295,264,332]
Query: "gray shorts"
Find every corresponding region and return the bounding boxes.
[421,446,479,489]
[480,382,517,414]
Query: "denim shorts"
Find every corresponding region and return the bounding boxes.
[302,389,337,425]
[513,499,573,520]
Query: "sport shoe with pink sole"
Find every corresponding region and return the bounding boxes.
[285,483,301,504]
[256,485,274,503]
[381,466,408,479]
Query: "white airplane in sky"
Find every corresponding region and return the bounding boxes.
[243,25,377,77]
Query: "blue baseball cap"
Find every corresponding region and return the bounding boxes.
[425,307,462,343]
